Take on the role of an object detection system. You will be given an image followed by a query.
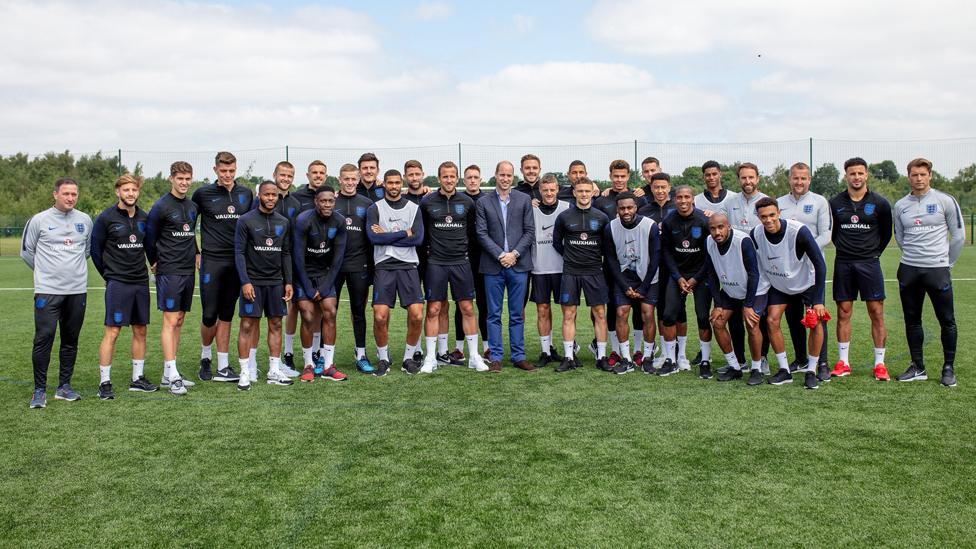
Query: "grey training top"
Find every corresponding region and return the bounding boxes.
[777,191,832,249]
[21,207,93,295]
[893,188,964,268]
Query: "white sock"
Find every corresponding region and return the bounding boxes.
[99,365,111,383]
[425,336,437,359]
[597,341,607,359]
[201,345,212,360]
[302,347,314,367]
[356,347,366,360]
[540,334,552,354]
[700,340,711,361]
[249,348,257,371]
[838,341,850,364]
[217,352,229,370]
[455,339,464,352]
[405,342,418,363]
[874,347,885,366]
[751,359,762,371]
[312,332,321,350]
[609,331,619,354]
[725,352,740,370]
[131,359,144,381]
[775,352,789,371]
[643,340,654,357]
[466,334,479,359]
[564,341,575,359]
[269,355,281,372]
[437,333,449,355]
[238,358,250,383]
[322,345,335,368]
[807,354,819,372]
[664,340,676,362]
[620,340,631,360]
[377,346,389,362]
[677,336,687,361]
[164,359,177,381]
[284,332,295,355]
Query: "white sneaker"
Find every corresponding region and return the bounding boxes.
[677,356,692,371]
[279,364,301,378]
[266,368,294,386]
[468,354,489,372]
[420,355,437,374]
[169,378,188,395]
[249,365,258,382]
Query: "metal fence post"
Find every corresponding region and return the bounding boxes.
[808,138,813,170]
[118,148,123,177]
[458,142,462,170]
[634,139,638,174]
[971,213,974,245]
[285,145,289,162]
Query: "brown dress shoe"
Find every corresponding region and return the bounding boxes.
[488,361,502,373]
[513,360,536,372]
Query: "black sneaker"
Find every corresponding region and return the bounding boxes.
[657,359,677,377]
[804,371,819,390]
[128,376,159,392]
[549,347,564,362]
[768,368,792,385]
[612,359,634,375]
[413,351,424,363]
[699,360,712,379]
[198,358,213,381]
[691,350,703,366]
[373,360,390,377]
[817,362,831,383]
[437,352,464,366]
[640,357,656,375]
[283,352,295,369]
[747,370,765,386]
[401,359,421,375]
[717,368,742,382]
[788,359,805,374]
[897,362,927,382]
[556,357,576,373]
[715,364,732,375]
[536,352,556,369]
[213,367,240,382]
[97,381,115,400]
[941,365,957,387]
[596,357,613,372]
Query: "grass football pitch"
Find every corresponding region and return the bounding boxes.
[0,245,974,547]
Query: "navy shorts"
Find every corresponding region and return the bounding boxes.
[425,263,476,302]
[155,274,194,312]
[833,259,885,302]
[530,273,562,304]
[560,273,609,306]
[767,285,818,307]
[373,269,424,308]
[240,284,287,318]
[715,290,768,315]
[104,280,150,326]
[612,271,658,306]
[296,275,337,302]
[199,258,239,324]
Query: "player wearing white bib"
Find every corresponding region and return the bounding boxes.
[695,160,738,218]
[530,175,570,368]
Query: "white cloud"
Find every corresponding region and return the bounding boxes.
[413,1,454,21]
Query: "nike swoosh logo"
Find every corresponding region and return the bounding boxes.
[767,256,780,260]
[542,224,554,231]
[47,226,57,230]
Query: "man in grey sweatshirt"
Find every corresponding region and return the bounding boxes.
[21,177,93,408]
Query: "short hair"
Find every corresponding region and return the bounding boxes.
[170,161,193,176]
[383,169,402,181]
[495,160,514,174]
[650,172,671,183]
[215,151,236,165]
[574,177,595,189]
[520,154,540,166]
[755,196,779,212]
[907,157,933,174]
[53,177,78,192]
[789,162,810,176]
[610,159,631,172]
[568,160,586,171]
[673,184,694,196]
[308,160,327,171]
[358,152,379,167]
[702,160,721,172]
[615,191,637,204]
[404,159,423,172]
[736,162,759,177]
[464,164,481,175]
[642,156,660,167]
[438,161,458,178]
[115,173,143,189]
[314,185,336,196]
[257,180,277,192]
[274,161,294,173]
[540,173,558,187]
[843,157,868,171]
[339,163,358,176]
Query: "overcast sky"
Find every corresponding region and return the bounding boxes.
[2,0,975,172]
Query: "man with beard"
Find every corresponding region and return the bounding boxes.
[515,153,543,202]
[357,152,385,202]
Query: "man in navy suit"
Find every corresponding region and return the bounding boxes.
[475,161,536,372]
